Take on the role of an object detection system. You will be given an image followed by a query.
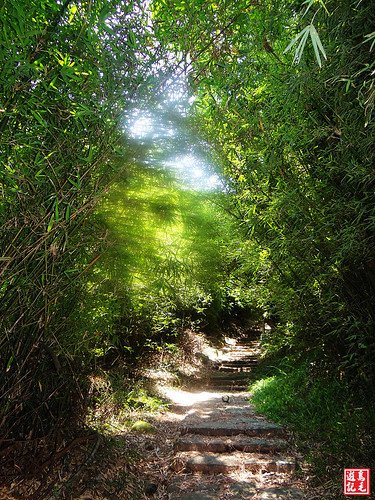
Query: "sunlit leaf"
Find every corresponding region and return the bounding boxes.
[69,4,78,23]
[310,24,327,67]
[284,26,310,55]
[284,24,326,67]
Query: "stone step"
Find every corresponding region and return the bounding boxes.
[235,339,261,345]
[225,342,260,348]
[217,365,254,372]
[220,351,259,356]
[210,371,251,379]
[195,376,249,384]
[217,358,258,365]
[221,352,259,357]
[177,451,295,474]
[184,381,248,392]
[181,418,284,437]
[168,480,304,500]
[192,385,248,393]
[175,435,289,454]
[222,347,258,353]
[168,477,305,499]
[230,345,260,348]
[219,362,258,367]
[220,361,258,366]
[208,380,248,388]
[216,359,258,365]
[225,348,260,352]
[209,385,248,392]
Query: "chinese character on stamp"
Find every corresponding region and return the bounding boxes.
[344,469,370,496]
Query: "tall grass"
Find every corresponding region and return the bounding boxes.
[250,360,375,476]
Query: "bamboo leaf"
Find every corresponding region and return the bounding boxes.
[54,198,59,222]
[69,5,78,23]
[65,204,71,222]
[310,24,327,59]
[310,29,322,67]
[47,213,54,232]
[284,26,310,54]
[285,24,326,67]
[31,109,47,127]
[294,28,310,64]
[128,31,137,48]
[302,0,315,17]
[6,354,14,372]
[302,0,329,16]
[310,24,327,67]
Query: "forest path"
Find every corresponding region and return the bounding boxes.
[157,335,306,499]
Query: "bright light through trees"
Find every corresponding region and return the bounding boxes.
[124,79,223,191]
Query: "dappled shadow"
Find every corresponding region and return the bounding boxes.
[152,337,307,499]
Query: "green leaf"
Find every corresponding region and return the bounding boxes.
[69,4,78,23]
[128,31,137,48]
[284,26,310,55]
[103,24,115,35]
[47,213,54,232]
[6,354,14,372]
[294,27,310,64]
[54,198,59,222]
[284,24,327,67]
[302,0,329,17]
[310,24,327,67]
[31,109,47,127]
[65,204,71,222]
[68,177,81,189]
[302,0,316,17]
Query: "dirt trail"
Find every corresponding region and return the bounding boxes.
[157,334,306,499]
[0,331,310,499]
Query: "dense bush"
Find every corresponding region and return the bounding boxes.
[152,0,375,394]
[0,0,165,441]
[250,359,375,474]
[72,165,251,362]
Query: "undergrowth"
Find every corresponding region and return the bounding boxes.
[249,358,375,483]
[87,368,169,436]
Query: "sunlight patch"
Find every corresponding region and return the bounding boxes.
[128,114,154,139]
[122,77,224,192]
[159,387,225,406]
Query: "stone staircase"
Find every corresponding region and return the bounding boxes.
[167,334,304,499]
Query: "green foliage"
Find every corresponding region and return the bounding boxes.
[0,0,168,441]
[153,0,375,389]
[130,420,157,433]
[152,0,375,473]
[250,362,375,472]
[72,164,244,360]
[86,369,167,440]
[0,0,255,445]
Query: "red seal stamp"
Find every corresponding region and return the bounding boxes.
[344,469,370,496]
